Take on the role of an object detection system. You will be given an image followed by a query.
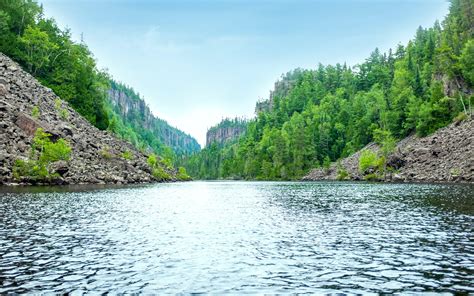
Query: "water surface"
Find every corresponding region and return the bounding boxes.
[1,181,473,293]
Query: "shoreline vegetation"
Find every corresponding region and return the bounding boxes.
[1,0,473,185]
[181,0,473,183]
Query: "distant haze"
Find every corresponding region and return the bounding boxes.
[40,0,449,146]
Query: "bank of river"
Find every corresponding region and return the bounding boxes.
[0,181,473,293]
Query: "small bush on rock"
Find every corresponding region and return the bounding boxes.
[54,98,69,120]
[359,150,380,174]
[121,150,133,160]
[147,154,172,181]
[336,167,349,181]
[31,106,40,119]
[453,112,468,123]
[364,173,380,181]
[177,167,191,181]
[99,148,113,159]
[13,128,71,181]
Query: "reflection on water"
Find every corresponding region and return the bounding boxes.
[0,181,473,293]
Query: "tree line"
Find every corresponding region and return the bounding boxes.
[183,0,473,180]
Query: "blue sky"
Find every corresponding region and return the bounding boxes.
[40,0,449,146]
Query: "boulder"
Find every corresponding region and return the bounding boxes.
[50,160,69,176]
[15,113,41,137]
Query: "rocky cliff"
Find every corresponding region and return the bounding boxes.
[108,81,200,155]
[303,117,474,183]
[255,69,304,114]
[0,53,177,185]
[206,118,247,147]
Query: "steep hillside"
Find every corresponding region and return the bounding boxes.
[303,118,473,183]
[0,53,181,185]
[182,0,473,181]
[0,0,199,163]
[206,118,247,146]
[107,81,200,156]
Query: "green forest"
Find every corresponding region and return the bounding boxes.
[0,0,198,164]
[183,0,473,180]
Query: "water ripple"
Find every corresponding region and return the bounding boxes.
[0,181,473,293]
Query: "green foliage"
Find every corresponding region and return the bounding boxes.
[373,129,396,157]
[13,128,71,181]
[450,167,461,176]
[459,37,474,86]
[336,163,349,181]
[363,173,381,181]
[454,111,468,122]
[31,106,40,119]
[120,150,133,160]
[107,81,200,158]
[147,154,172,181]
[359,150,380,174]
[183,0,473,181]
[177,167,192,181]
[0,0,109,130]
[99,148,113,159]
[54,98,69,120]
[151,166,172,181]
[59,108,69,120]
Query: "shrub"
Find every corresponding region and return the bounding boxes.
[177,166,192,181]
[54,98,69,120]
[147,154,158,167]
[100,148,113,159]
[323,155,331,171]
[59,108,69,120]
[336,167,349,181]
[453,112,468,123]
[13,128,71,181]
[147,154,172,181]
[54,98,62,110]
[31,106,40,119]
[121,150,133,160]
[359,150,379,174]
[152,165,172,181]
[450,168,461,177]
[364,173,380,181]
[13,159,49,180]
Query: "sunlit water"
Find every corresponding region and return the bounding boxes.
[0,181,473,293]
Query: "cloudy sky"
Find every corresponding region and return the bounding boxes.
[40,0,449,146]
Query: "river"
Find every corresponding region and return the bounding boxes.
[0,181,473,293]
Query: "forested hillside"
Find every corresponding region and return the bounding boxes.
[107,81,200,159]
[0,0,199,162]
[183,0,473,180]
[182,118,247,179]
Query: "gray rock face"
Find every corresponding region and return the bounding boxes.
[0,53,176,185]
[108,86,200,154]
[206,125,246,147]
[302,118,474,183]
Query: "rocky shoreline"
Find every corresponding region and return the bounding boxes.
[0,53,178,186]
[303,118,473,183]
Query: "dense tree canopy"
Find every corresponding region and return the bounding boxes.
[184,0,473,180]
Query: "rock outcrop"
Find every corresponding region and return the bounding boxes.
[206,118,247,147]
[0,52,176,185]
[108,81,200,155]
[302,118,474,183]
